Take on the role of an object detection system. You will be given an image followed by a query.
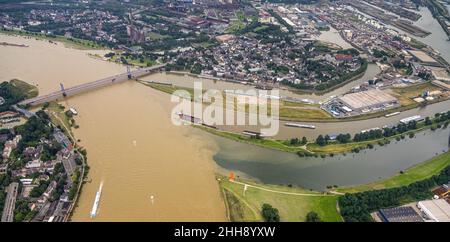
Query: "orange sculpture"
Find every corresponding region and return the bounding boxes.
[229,172,235,181]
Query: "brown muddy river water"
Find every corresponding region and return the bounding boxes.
[0,34,225,221]
[1,31,449,220]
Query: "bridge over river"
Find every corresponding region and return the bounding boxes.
[19,64,166,106]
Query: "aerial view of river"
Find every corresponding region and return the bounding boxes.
[214,127,450,191]
[0,9,448,220]
[0,34,226,221]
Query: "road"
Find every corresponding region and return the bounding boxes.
[230,179,336,197]
[19,64,166,106]
[1,182,19,222]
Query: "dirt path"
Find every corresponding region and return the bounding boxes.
[230,180,336,197]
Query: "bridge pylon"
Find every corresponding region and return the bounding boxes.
[60,83,67,97]
[127,65,132,79]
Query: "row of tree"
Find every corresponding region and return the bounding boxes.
[339,163,450,221]
[312,110,450,146]
[314,133,352,146]
[0,80,29,112]
[289,137,308,146]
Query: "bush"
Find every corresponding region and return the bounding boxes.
[261,203,280,222]
[305,211,322,222]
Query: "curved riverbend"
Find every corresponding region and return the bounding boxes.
[0,34,226,221]
[1,25,449,220]
[213,127,450,191]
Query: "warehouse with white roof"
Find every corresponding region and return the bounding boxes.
[417,199,450,222]
[337,89,398,112]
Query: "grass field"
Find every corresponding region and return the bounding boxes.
[108,54,157,68]
[140,81,197,100]
[409,38,427,49]
[279,107,333,120]
[141,74,449,123]
[225,20,246,34]
[147,32,169,41]
[306,141,372,154]
[0,29,104,50]
[10,79,38,99]
[219,177,342,222]
[143,81,334,120]
[44,102,76,137]
[334,151,450,193]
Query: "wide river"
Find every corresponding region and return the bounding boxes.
[0,34,226,221]
[0,12,449,220]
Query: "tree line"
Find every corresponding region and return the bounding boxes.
[311,110,450,146]
[339,163,450,221]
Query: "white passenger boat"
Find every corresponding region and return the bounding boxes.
[90,182,103,218]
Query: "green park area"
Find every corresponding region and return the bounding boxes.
[0,79,38,111]
[279,106,333,120]
[0,29,104,50]
[335,151,450,193]
[225,10,253,34]
[139,81,197,100]
[306,141,373,154]
[8,79,38,99]
[142,81,333,120]
[42,102,78,138]
[219,177,342,222]
[106,52,157,67]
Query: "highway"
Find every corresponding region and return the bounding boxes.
[19,64,166,106]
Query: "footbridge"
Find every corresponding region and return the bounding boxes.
[19,64,166,106]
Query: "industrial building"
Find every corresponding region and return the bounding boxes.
[378,206,423,222]
[400,115,423,124]
[408,50,438,65]
[338,89,398,112]
[431,68,450,82]
[417,199,450,222]
[322,89,399,118]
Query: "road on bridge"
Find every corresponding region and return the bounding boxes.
[19,64,166,106]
